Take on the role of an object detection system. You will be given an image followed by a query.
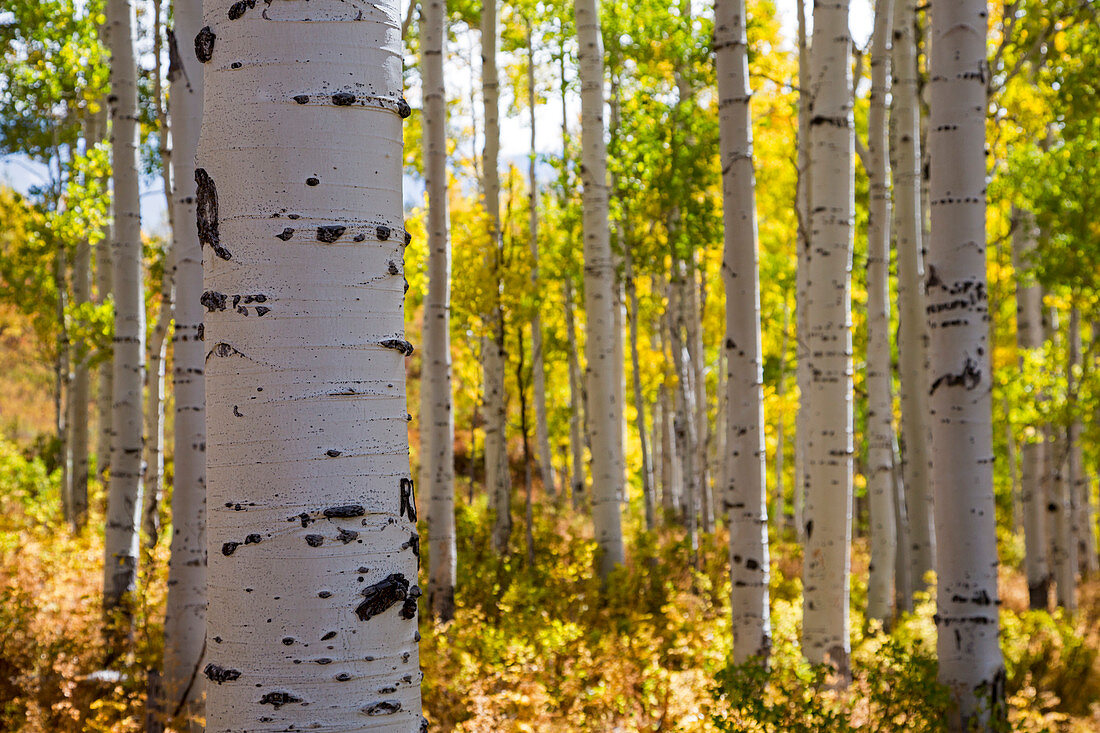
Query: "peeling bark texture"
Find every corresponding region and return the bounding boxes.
[926,0,1007,726]
[802,0,854,679]
[421,0,456,621]
[892,0,935,594]
[163,0,207,719]
[103,0,147,621]
[199,0,421,727]
[1011,207,1050,609]
[575,0,625,578]
[481,0,511,555]
[864,0,897,625]
[716,0,771,664]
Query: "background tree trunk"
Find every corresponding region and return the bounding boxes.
[198,0,422,726]
[716,0,771,663]
[926,0,1007,724]
[802,0,854,679]
[575,0,625,578]
[793,0,810,546]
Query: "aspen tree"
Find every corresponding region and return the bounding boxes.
[926,0,1006,724]
[575,0,625,577]
[793,0,809,544]
[163,0,206,717]
[1068,309,1094,576]
[481,0,511,553]
[1012,207,1050,608]
[625,251,656,529]
[423,0,456,620]
[803,0,854,677]
[865,0,897,624]
[564,277,587,508]
[103,0,146,619]
[197,0,422,727]
[892,0,935,591]
[715,0,770,663]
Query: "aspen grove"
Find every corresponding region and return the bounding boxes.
[2,0,1100,731]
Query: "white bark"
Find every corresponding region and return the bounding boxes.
[575,0,625,577]
[527,29,556,500]
[1012,207,1050,608]
[103,0,146,617]
[927,0,1006,724]
[802,0,854,677]
[481,0,511,553]
[1069,309,1093,576]
[564,277,587,509]
[716,0,771,663]
[423,0,456,620]
[686,256,713,533]
[669,260,699,551]
[198,0,422,727]
[864,0,897,625]
[163,2,206,717]
[143,247,176,548]
[892,0,935,593]
[793,0,810,546]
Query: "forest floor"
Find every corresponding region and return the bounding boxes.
[1,439,1099,732]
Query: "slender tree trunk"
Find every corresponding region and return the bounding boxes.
[802,0,854,679]
[103,0,146,623]
[669,258,699,560]
[652,381,664,508]
[142,247,175,550]
[564,278,587,509]
[482,0,511,553]
[198,0,422,725]
[1012,207,1051,608]
[1068,308,1092,576]
[892,443,914,614]
[575,0,625,578]
[892,0,935,594]
[162,4,206,720]
[686,255,713,534]
[422,0,455,621]
[926,0,1007,724]
[794,0,810,546]
[716,0,771,662]
[516,328,536,566]
[526,24,556,500]
[772,307,788,531]
[56,241,72,522]
[625,250,655,530]
[865,0,897,625]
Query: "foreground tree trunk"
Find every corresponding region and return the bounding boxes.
[481,0,511,553]
[802,0,854,679]
[892,0,935,593]
[575,0,625,578]
[926,0,1007,725]
[162,1,206,718]
[1012,207,1050,608]
[716,0,771,663]
[423,0,456,621]
[103,0,146,621]
[865,0,897,624]
[198,0,422,726]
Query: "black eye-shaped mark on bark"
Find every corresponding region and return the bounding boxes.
[380,339,414,356]
[326,449,342,457]
[397,97,412,119]
[929,357,982,395]
[194,27,215,63]
[206,342,245,361]
[363,700,402,716]
[195,169,230,260]
[317,225,346,243]
[355,573,409,621]
[293,94,309,104]
[399,478,417,522]
[227,0,256,20]
[387,260,399,275]
[259,692,302,710]
[324,505,365,518]
[201,290,227,312]
[400,585,421,619]
[276,227,294,241]
[332,92,356,105]
[204,664,241,684]
[377,225,391,241]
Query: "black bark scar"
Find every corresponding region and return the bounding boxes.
[195,168,230,259]
[204,664,241,684]
[259,691,302,709]
[317,225,346,243]
[380,339,414,356]
[355,573,409,621]
[227,0,256,20]
[399,478,417,521]
[194,27,215,63]
[929,357,982,395]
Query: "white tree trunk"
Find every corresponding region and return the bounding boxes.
[564,278,587,509]
[686,256,713,533]
[892,0,935,593]
[575,0,625,577]
[864,0,897,625]
[1068,309,1093,576]
[481,0,511,553]
[625,251,656,529]
[527,30,556,500]
[163,3,206,717]
[927,0,1006,724]
[103,0,146,618]
[198,0,422,727]
[143,247,176,548]
[716,0,770,662]
[802,0,854,678]
[793,0,810,546]
[423,0,456,620]
[1012,207,1050,608]
[669,260,699,552]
